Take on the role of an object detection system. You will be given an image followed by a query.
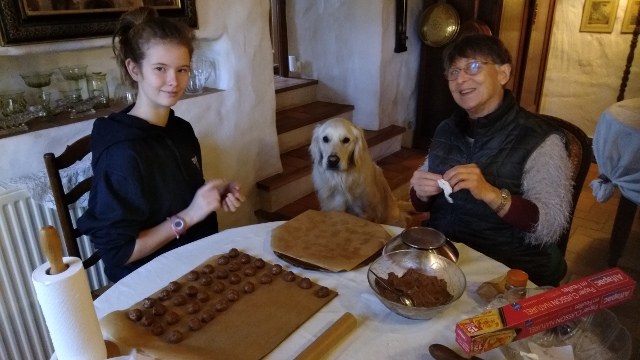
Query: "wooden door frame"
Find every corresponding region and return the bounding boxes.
[271,0,289,77]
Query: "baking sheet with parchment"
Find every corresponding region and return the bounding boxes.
[271,210,392,272]
[100,251,337,360]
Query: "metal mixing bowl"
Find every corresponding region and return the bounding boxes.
[383,227,459,263]
[367,250,466,320]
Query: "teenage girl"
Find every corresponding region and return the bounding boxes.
[78,7,244,282]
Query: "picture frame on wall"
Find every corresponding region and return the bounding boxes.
[0,0,198,46]
[580,0,620,33]
[621,0,640,33]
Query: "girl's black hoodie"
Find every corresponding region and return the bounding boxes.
[78,105,218,282]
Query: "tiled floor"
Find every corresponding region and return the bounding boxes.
[564,163,640,358]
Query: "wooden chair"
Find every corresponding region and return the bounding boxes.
[539,114,592,255]
[44,135,111,298]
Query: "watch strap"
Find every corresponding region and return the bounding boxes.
[169,215,186,238]
[493,189,510,213]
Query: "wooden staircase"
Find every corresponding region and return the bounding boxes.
[254,76,428,225]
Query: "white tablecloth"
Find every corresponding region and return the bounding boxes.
[94,222,509,360]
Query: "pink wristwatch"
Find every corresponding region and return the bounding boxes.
[169,215,187,238]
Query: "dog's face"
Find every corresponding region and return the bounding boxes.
[310,118,367,171]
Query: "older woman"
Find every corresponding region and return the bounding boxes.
[410,34,572,286]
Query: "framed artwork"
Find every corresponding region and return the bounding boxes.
[621,0,640,33]
[0,0,197,46]
[580,0,620,33]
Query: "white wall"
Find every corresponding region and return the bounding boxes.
[541,0,640,137]
[0,0,281,229]
[287,0,422,133]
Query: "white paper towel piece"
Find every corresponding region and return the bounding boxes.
[32,257,107,360]
[437,179,454,203]
[527,342,575,360]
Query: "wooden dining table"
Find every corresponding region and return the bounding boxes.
[92,221,510,360]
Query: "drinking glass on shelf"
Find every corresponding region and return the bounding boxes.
[185,56,214,94]
[86,72,109,109]
[58,64,88,91]
[114,76,137,105]
[59,89,83,103]
[19,70,53,116]
[0,90,31,133]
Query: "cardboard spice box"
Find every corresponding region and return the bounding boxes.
[455,267,636,356]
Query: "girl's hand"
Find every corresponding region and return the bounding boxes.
[220,182,245,212]
[410,170,443,201]
[185,179,225,224]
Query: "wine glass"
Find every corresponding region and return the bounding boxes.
[58,64,88,92]
[19,70,53,116]
[113,73,137,105]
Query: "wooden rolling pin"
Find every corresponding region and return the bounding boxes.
[39,226,68,275]
[293,312,357,360]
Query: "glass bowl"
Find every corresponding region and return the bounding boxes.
[19,71,53,88]
[382,227,459,263]
[367,250,466,320]
[501,309,632,360]
[58,64,88,81]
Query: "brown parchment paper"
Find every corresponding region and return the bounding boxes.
[100,251,337,360]
[271,210,392,272]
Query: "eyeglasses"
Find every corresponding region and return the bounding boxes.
[444,61,495,81]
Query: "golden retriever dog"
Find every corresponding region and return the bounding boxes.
[310,118,408,227]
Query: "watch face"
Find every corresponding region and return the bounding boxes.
[173,219,184,229]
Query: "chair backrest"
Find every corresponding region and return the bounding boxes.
[43,135,100,269]
[539,114,592,255]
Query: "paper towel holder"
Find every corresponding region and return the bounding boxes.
[37,226,122,358]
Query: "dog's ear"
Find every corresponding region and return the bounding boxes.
[352,126,368,168]
[310,125,323,165]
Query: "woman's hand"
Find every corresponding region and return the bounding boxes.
[410,170,443,201]
[220,182,245,212]
[443,164,501,206]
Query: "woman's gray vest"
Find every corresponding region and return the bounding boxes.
[428,91,563,273]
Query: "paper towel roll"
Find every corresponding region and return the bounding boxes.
[32,257,107,360]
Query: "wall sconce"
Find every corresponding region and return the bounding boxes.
[394,0,408,53]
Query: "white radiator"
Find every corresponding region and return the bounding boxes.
[0,189,109,360]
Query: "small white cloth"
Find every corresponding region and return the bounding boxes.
[437,179,454,203]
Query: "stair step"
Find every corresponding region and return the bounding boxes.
[276,101,355,134]
[274,76,318,93]
[255,147,428,223]
[275,77,319,111]
[276,101,355,153]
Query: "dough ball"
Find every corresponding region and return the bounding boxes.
[185,285,198,297]
[217,255,230,265]
[186,270,200,281]
[229,273,242,285]
[165,311,180,325]
[128,309,143,322]
[283,271,296,282]
[172,294,187,306]
[167,329,183,344]
[168,281,181,292]
[270,264,283,275]
[259,273,272,284]
[202,264,215,274]
[142,297,156,308]
[199,275,213,286]
[152,303,167,316]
